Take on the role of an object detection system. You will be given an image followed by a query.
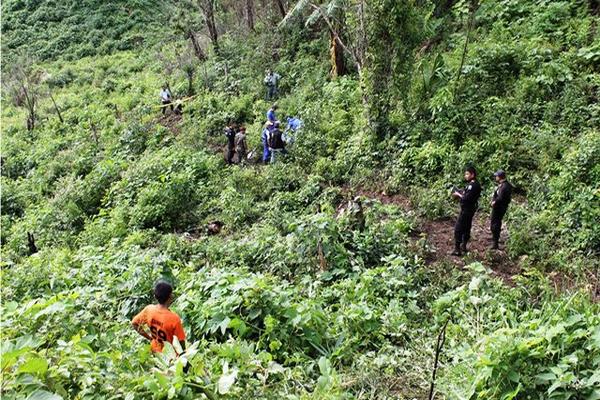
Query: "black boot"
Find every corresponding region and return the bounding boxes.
[491,239,499,250]
[461,242,468,253]
[451,242,462,256]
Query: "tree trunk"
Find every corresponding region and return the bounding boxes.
[274,0,286,19]
[199,0,219,52]
[187,72,194,96]
[329,31,346,78]
[246,0,255,31]
[456,0,478,84]
[48,92,64,124]
[188,31,206,61]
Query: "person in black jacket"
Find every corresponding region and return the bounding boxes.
[490,170,512,250]
[268,122,286,163]
[451,166,482,256]
[224,122,236,165]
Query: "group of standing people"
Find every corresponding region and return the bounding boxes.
[224,123,248,165]
[224,103,302,165]
[451,167,512,256]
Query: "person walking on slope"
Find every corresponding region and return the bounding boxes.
[490,170,512,250]
[264,69,281,100]
[266,103,278,124]
[131,281,186,353]
[268,121,286,163]
[235,127,248,164]
[224,122,236,165]
[261,122,274,164]
[160,84,173,115]
[451,166,482,256]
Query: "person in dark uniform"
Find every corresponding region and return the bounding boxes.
[451,166,482,256]
[224,122,236,165]
[490,170,512,250]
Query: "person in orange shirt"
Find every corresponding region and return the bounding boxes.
[132,281,186,353]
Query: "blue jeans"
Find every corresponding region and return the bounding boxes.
[262,141,271,163]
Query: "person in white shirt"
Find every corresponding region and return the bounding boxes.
[160,85,173,115]
[263,69,281,100]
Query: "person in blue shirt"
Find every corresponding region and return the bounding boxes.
[286,116,302,131]
[283,116,302,145]
[266,104,278,123]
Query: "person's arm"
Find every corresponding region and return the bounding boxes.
[460,184,477,203]
[131,307,153,341]
[174,318,186,352]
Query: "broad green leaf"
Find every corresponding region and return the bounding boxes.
[18,357,48,375]
[25,390,63,400]
[535,372,557,383]
[586,389,600,400]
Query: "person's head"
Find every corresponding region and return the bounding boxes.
[239,126,246,133]
[494,169,506,183]
[271,103,278,110]
[154,281,173,306]
[464,166,477,181]
[274,121,280,129]
[267,69,272,75]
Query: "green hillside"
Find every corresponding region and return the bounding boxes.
[1,0,599,399]
[1,0,169,62]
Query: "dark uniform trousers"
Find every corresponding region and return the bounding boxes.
[455,207,476,245]
[490,206,507,242]
[225,128,236,165]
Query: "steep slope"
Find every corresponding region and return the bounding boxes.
[1,1,599,399]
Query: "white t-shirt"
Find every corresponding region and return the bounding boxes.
[160,89,171,101]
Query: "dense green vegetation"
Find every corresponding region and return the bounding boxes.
[1,0,599,399]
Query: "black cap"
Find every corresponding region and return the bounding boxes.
[494,170,506,178]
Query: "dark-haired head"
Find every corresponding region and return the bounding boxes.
[154,281,173,305]
[464,166,477,181]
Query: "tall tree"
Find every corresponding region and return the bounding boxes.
[2,54,41,131]
[246,0,255,31]
[364,0,425,139]
[281,0,363,76]
[283,0,426,139]
[198,0,219,52]
[173,1,207,61]
[274,0,287,18]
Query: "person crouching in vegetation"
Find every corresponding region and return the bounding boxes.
[490,170,512,250]
[132,281,186,353]
[268,121,286,163]
[451,166,482,256]
[235,127,248,164]
[160,84,173,115]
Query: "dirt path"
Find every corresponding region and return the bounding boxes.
[349,188,520,283]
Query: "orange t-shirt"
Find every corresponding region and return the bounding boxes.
[132,305,186,352]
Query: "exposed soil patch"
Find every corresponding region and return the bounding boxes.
[157,112,183,135]
[345,187,520,283]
